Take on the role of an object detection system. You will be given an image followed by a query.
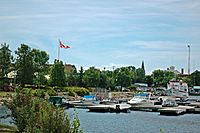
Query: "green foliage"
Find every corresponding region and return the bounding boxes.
[67,69,78,86]
[5,89,83,133]
[15,44,34,86]
[115,67,132,88]
[78,66,84,87]
[32,48,49,86]
[50,60,67,87]
[64,87,90,96]
[190,70,200,86]
[83,67,100,87]
[152,70,175,87]
[135,68,145,83]
[99,71,108,88]
[144,75,154,87]
[0,43,13,89]
[31,89,45,98]
[46,88,57,96]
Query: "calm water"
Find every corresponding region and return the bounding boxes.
[67,108,200,133]
[1,96,200,133]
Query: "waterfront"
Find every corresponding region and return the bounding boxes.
[67,108,200,133]
[1,106,200,133]
[1,95,200,133]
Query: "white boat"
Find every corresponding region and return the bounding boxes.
[166,80,189,98]
[127,92,154,106]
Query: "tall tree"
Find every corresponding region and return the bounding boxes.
[83,67,100,87]
[104,70,116,90]
[0,43,13,89]
[135,68,145,83]
[15,44,34,86]
[141,60,145,75]
[49,60,66,87]
[66,68,78,86]
[152,69,174,87]
[31,49,49,85]
[145,75,153,87]
[99,71,108,88]
[115,67,132,88]
[190,70,200,86]
[78,66,84,87]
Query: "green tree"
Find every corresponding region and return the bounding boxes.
[145,75,153,87]
[104,70,116,90]
[135,68,145,83]
[0,43,13,89]
[127,66,137,84]
[182,76,192,87]
[31,49,49,86]
[141,61,145,75]
[15,44,34,86]
[152,70,174,87]
[83,67,100,87]
[115,67,132,88]
[67,68,78,86]
[190,70,200,86]
[99,71,108,88]
[5,89,83,133]
[78,66,84,87]
[50,60,66,87]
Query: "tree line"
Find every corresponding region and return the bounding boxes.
[1,43,200,90]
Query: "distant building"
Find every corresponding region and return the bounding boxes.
[134,83,152,91]
[166,66,180,75]
[64,64,76,73]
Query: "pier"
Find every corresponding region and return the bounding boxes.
[88,104,131,113]
[130,104,200,116]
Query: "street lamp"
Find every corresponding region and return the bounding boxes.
[187,44,190,74]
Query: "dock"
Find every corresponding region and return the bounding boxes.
[131,105,163,112]
[88,104,131,113]
[159,108,186,115]
[131,104,199,115]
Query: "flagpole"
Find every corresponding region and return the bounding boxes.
[58,40,60,61]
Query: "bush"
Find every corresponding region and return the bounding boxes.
[31,89,45,98]
[64,87,90,96]
[46,88,57,96]
[5,89,83,133]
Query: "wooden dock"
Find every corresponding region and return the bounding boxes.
[159,108,186,115]
[131,104,200,115]
[131,105,163,112]
[88,104,131,113]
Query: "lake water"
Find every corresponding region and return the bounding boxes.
[67,108,200,133]
[1,96,200,133]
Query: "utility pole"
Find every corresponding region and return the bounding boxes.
[188,44,190,74]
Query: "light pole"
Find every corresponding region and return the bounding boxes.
[188,44,190,74]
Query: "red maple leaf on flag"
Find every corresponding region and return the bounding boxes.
[59,40,70,49]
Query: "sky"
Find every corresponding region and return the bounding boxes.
[0,0,200,74]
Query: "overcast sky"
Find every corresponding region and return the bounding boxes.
[1,0,200,74]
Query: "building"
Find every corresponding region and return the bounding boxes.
[64,64,76,73]
[166,66,180,75]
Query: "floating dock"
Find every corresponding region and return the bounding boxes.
[88,104,131,113]
[159,108,186,116]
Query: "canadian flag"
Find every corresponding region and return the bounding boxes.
[59,40,70,49]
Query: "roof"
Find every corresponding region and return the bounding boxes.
[134,83,148,87]
[83,95,95,99]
